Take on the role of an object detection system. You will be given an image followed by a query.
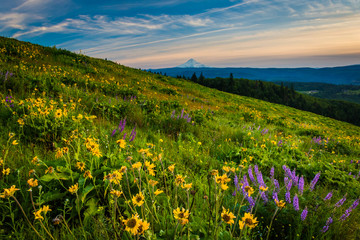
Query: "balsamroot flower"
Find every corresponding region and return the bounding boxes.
[68,183,79,194]
[221,207,236,225]
[123,214,141,235]
[241,212,258,229]
[0,185,19,198]
[132,192,145,207]
[173,208,190,225]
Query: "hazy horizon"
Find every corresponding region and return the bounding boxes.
[1,0,360,69]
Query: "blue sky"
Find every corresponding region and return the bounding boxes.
[1,0,360,68]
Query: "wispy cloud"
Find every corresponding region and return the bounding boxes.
[2,0,360,68]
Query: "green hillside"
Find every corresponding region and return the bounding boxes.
[0,37,359,239]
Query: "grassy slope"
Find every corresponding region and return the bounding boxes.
[0,37,359,239]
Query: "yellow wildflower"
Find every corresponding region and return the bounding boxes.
[221,207,236,225]
[168,164,175,173]
[117,139,126,149]
[241,212,258,229]
[12,140,18,145]
[2,168,10,176]
[27,178,38,188]
[132,162,142,170]
[84,170,93,179]
[68,183,79,194]
[34,209,44,220]
[137,219,150,235]
[132,192,145,207]
[154,189,164,196]
[110,189,123,198]
[123,214,140,235]
[0,185,19,198]
[76,162,86,172]
[173,208,190,225]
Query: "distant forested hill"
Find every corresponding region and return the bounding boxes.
[149,65,360,85]
[181,73,360,126]
[274,82,360,104]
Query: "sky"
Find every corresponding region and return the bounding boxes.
[1,0,360,68]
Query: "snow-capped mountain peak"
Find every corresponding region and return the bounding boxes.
[176,58,209,68]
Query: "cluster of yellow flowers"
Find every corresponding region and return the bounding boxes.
[84,137,102,157]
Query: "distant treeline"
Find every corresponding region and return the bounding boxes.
[182,72,360,126]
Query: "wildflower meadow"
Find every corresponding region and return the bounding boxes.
[0,37,359,239]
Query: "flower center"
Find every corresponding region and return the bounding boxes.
[223,214,231,222]
[178,212,185,218]
[127,218,137,228]
[136,196,142,202]
[245,218,253,225]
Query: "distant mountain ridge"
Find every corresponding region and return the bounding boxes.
[176,58,209,68]
[150,64,360,85]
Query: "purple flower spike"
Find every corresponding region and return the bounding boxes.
[270,167,275,180]
[335,194,347,208]
[293,194,299,211]
[298,176,304,195]
[321,225,329,233]
[248,166,256,184]
[272,191,279,202]
[324,191,333,201]
[286,180,293,191]
[274,179,280,192]
[310,172,321,191]
[301,207,308,221]
[285,191,291,204]
[111,129,117,137]
[129,126,136,142]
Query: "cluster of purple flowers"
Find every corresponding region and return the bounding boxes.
[111,118,136,142]
[339,198,359,221]
[1,70,13,82]
[171,109,192,124]
[321,217,333,233]
[5,96,14,108]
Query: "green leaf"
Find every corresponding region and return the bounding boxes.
[80,184,94,203]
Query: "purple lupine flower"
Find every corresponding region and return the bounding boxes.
[326,217,333,225]
[261,191,268,204]
[324,191,333,201]
[118,119,126,132]
[273,179,280,192]
[301,207,308,221]
[180,108,184,118]
[341,198,360,221]
[272,191,279,202]
[261,128,268,135]
[171,110,175,118]
[111,129,117,137]
[246,195,256,208]
[129,126,136,142]
[256,170,266,187]
[248,166,256,184]
[298,176,304,195]
[242,175,249,187]
[270,167,275,180]
[335,194,347,208]
[286,180,293,191]
[350,198,359,210]
[187,117,191,123]
[254,165,259,178]
[122,133,127,140]
[277,140,283,147]
[293,194,299,211]
[232,190,236,196]
[285,191,291,204]
[310,172,321,191]
[321,225,329,233]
